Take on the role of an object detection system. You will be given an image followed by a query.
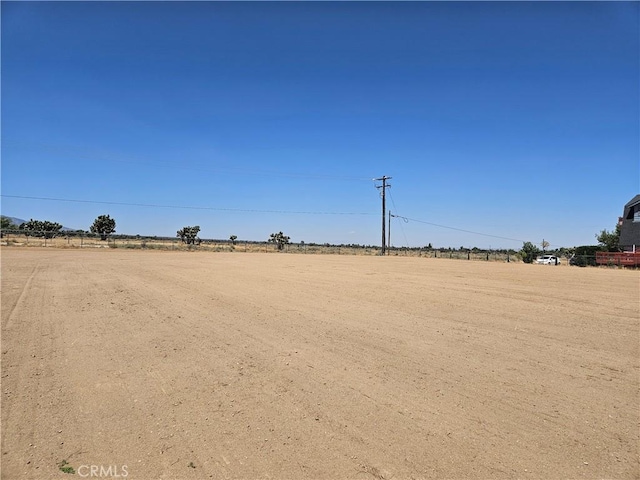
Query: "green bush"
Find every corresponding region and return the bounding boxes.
[520,242,541,264]
[571,245,600,267]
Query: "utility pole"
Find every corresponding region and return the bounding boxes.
[375,176,391,255]
[388,210,391,255]
[388,211,400,255]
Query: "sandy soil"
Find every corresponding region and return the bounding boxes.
[1,248,638,479]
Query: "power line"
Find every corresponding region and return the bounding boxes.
[3,194,559,248]
[1,194,377,216]
[377,181,530,246]
[376,181,527,246]
[400,216,528,244]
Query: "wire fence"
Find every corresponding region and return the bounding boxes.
[0,230,616,267]
[0,230,521,261]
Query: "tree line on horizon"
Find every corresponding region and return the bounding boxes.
[0,215,622,256]
[0,215,291,249]
[0,215,117,240]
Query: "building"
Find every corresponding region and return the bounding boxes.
[619,194,640,252]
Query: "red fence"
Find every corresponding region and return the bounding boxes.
[595,251,640,267]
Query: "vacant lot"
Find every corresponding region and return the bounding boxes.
[1,248,638,479]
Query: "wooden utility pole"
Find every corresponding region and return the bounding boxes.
[388,210,391,255]
[375,176,391,255]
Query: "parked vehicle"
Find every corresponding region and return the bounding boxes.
[534,255,561,265]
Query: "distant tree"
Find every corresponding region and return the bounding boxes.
[541,239,550,252]
[0,216,17,231]
[268,231,290,251]
[572,245,600,267]
[19,219,62,239]
[229,235,238,245]
[557,246,574,258]
[596,224,621,252]
[177,226,201,245]
[520,241,541,264]
[90,214,116,241]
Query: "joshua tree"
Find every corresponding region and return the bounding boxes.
[268,231,290,251]
[19,219,63,239]
[177,226,201,245]
[90,214,116,241]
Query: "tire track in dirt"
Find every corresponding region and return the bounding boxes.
[2,263,39,332]
[1,258,71,479]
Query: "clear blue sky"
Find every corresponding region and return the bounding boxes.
[2,1,638,249]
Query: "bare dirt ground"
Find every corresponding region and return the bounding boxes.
[1,248,638,480]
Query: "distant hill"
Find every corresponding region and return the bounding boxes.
[4,216,27,227]
[2,216,75,231]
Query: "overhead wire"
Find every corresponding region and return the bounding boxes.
[7,184,561,248]
[397,216,529,244]
[0,194,377,216]
[377,182,531,246]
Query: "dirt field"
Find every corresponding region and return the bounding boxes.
[1,248,638,479]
